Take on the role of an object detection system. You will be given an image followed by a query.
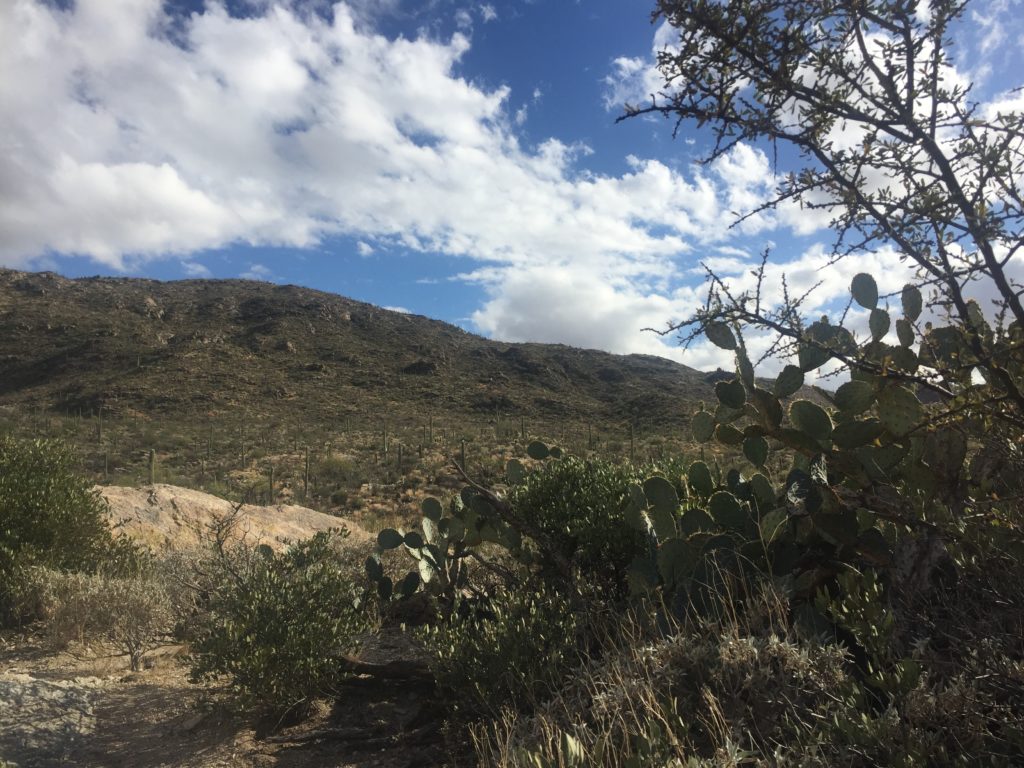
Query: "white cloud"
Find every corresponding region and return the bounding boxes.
[241,263,273,280]
[1,0,759,278]
[182,260,212,277]
[11,0,1007,372]
[384,305,411,313]
[479,4,497,22]
[602,21,677,110]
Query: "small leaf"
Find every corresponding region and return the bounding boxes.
[902,284,923,321]
[403,531,424,549]
[775,365,804,398]
[715,378,746,408]
[691,410,715,442]
[705,322,737,350]
[377,576,393,600]
[851,273,878,309]
[377,528,404,550]
[789,399,833,441]
[743,435,769,467]
[869,308,890,341]
[526,441,549,460]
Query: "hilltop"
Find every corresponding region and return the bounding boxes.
[0,268,712,430]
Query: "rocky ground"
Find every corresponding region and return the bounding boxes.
[1,486,444,768]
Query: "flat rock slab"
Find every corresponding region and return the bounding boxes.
[98,483,372,552]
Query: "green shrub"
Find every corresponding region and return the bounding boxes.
[0,436,140,624]
[423,584,586,718]
[510,457,645,587]
[188,529,366,716]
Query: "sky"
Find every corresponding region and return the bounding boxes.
[1,0,1022,374]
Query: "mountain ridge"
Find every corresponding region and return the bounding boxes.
[0,267,714,429]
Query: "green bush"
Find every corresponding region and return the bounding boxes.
[510,457,645,587]
[0,436,140,624]
[423,584,586,718]
[188,529,366,716]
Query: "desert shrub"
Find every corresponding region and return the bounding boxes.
[188,528,366,715]
[17,566,174,670]
[0,436,142,625]
[509,457,645,587]
[422,583,587,718]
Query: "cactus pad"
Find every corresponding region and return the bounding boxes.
[688,461,715,497]
[877,385,922,435]
[705,321,737,349]
[775,365,804,398]
[743,435,769,467]
[869,308,890,341]
[789,399,833,440]
[715,378,746,408]
[709,491,747,529]
[377,528,404,550]
[421,497,443,522]
[834,380,876,414]
[691,410,715,442]
[901,284,923,320]
[851,273,878,309]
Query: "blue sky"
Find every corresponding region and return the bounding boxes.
[1,0,1022,373]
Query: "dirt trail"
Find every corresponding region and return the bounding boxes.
[0,633,443,768]
[1,486,445,768]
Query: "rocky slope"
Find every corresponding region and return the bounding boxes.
[0,268,712,429]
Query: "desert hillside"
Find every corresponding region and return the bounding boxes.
[0,268,713,429]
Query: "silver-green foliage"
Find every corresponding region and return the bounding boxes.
[189,529,365,715]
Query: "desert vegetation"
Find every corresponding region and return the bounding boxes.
[2,0,1023,766]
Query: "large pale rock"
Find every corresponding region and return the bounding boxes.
[97,484,371,553]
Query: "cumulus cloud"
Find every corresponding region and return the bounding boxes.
[241,263,274,280]
[602,21,677,110]
[0,0,793,365]
[12,0,1007,372]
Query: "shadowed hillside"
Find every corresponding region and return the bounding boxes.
[0,268,714,429]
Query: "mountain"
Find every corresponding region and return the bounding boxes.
[0,268,715,430]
